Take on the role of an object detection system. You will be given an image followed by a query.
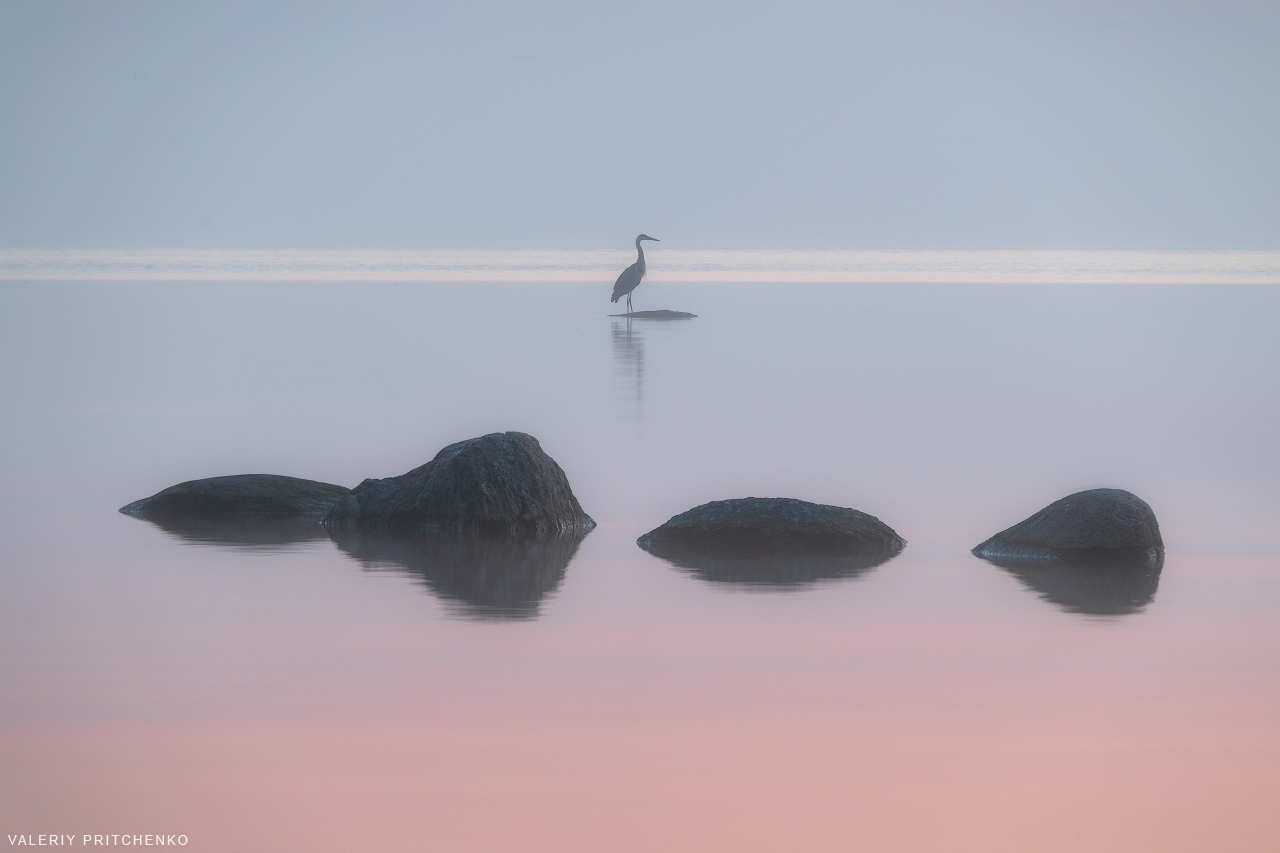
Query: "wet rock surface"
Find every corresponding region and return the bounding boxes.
[120,474,350,521]
[329,527,585,620]
[972,488,1164,561]
[638,497,905,588]
[324,432,595,536]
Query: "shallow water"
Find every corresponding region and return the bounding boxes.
[2,280,1278,851]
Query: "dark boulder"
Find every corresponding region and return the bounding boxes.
[324,432,595,537]
[637,497,905,588]
[120,474,351,522]
[972,488,1164,562]
[972,488,1166,616]
[329,527,586,619]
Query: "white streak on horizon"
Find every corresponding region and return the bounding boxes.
[1,249,1278,284]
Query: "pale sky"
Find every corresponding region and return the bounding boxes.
[1,0,1277,249]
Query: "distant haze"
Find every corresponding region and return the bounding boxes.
[1,1,1277,249]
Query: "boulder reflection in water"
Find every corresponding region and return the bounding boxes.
[640,537,903,590]
[977,548,1164,616]
[329,528,587,620]
[134,515,331,552]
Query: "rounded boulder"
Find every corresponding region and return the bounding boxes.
[637,497,905,586]
[972,488,1164,562]
[324,432,595,537]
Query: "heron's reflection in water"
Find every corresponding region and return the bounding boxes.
[611,318,645,419]
[641,537,904,591]
[611,313,696,420]
[328,528,589,620]
[132,514,330,553]
[976,549,1164,616]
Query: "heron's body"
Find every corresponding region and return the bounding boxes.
[611,234,658,312]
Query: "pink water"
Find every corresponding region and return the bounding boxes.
[2,281,1278,850]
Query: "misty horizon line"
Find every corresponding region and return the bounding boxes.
[4,246,1279,253]
[3,247,1277,285]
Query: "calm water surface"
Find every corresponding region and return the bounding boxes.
[1,278,1278,851]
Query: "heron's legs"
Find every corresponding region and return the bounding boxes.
[627,293,633,313]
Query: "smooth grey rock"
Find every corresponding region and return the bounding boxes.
[637,497,905,587]
[324,432,595,536]
[330,527,586,620]
[972,488,1164,561]
[120,474,350,521]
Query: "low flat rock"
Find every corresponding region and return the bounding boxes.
[637,497,905,587]
[120,474,350,521]
[608,310,697,319]
[972,488,1164,562]
[324,432,595,537]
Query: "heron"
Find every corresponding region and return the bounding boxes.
[610,234,659,313]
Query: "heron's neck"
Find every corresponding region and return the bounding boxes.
[635,239,647,273]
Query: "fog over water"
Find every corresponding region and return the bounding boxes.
[3,275,1277,539]
[0,270,1274,835]
[3,1,1279,848]
[3,267,1279,849]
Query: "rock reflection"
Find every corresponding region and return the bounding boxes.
[977,548,1164,616]
[130,514,330,552]
[328,528,587,620]
[641,538,902,590]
